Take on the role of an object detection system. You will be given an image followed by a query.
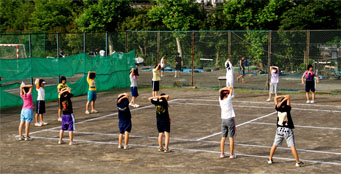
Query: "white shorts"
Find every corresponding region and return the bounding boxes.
[269,83,278,94]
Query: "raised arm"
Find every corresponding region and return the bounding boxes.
[160,95,170,101]
[87,71,91,79]
[274,95,290,108]
[117,93,129,103]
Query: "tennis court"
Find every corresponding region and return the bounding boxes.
[1,88,341,173]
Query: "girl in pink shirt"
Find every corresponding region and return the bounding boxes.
[18,83,33,141]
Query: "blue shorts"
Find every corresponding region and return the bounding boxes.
[130,87,139,97]
[305,81,315,92]
[157,120,170,133]
[20,109,33,122]
[240,69,245,76]
[87,90,97,101]
[119,120,132,134]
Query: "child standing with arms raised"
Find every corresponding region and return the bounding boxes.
[268,95,304,167]
[58,87,76,145]
[301,65,319,104]
[219,87,236,159]
[152,64,161,97]
[35,78,47,127]
[149,94,171,152]
[18,83,33,141]
[129,68,139,108]
[117,93,132,150]
[85,71,98,114]
[267,66,279,102]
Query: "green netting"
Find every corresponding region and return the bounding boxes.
[0,50,135,109]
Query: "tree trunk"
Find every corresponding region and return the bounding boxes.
[138,44,144,57]
[108,33,114,55]
[215,50,219,67]
[176,37,183,66]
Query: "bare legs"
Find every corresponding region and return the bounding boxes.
[18,121,30,137]
[152,91,158,97]
[220,137,235,156]
[305,92,316,101]
[86,101,96,112]
[158,132,170,150]
[59,130,74,143]
[269,145,300,163]
[118,131,130,146]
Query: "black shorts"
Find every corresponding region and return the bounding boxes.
[152,81,160,91]
[157,120,170,133]
[305,81,315,92]
[36,100,46,114]
[176,64,181,71]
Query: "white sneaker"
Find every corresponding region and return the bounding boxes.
[129,103,134,107]
[267,159,273,164]
[306,100,310,104]
[158,147,164,152]
[124,145,130,150]
[85,111,90,114]
[163,148,170,153]
[35,123,42,127]
[25,136,32,141]
[58,140,65,144]
[91,110,98,113]
[229,154,237,159]
[41,122,48,126]
[57,117,62,122]
[219,153,226,159]
[296,162,304,167]
[134,104,140,108]
[69,141,75,145]
[118,144,123,149]
[310,100,315,104]
[18,136,25,141]
[266,98,271,102]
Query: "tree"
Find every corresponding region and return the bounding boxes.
[148,0,205,58]
[30,0,75,32]
[280,0,341,30]
[0,0,35,31]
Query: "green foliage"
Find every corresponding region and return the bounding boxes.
[76,0,132,32]
[0,0,34,31]
[280,0,341,30]
[30,0,74,32]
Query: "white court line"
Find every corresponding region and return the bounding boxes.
[251,122,341,131]
[172,102,341,113]
[45,129,341,156]
[30,136,341,166]
[175,98,341,108]
[196,111,277,141]
[30,99,179,135]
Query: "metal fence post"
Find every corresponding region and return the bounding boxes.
[157,31,160,61]
[105,32,108,56]
[83,32,86,53]
[191,32,195,87]
[266,31,272,89]
[228,31,231,58]
[306,30,310,66]
[57,33,60,84]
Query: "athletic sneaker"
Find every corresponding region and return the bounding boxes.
[124,145,130,150]
[25,136,32,141]
[85,110,90,114]
[41,122,48,126]
[18,136,25,141]
[58,140,65,144]
[129,103,134,107]
[164,148,170,153]
[57,117,62,122]
[266,98,271,102]
[134,104,140,108]
[118,144,123,149]
[35,122,42,127]
[91,110,98,113]
[158,147,164,152]
[310,100,315,104]
[306,100,310,104]
[267,159,273,164]
[219,154,226,159]
[229,154,237,159]
[296,162,304,167]
[69,142,75,145]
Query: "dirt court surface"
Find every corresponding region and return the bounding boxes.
[1,87,341,173]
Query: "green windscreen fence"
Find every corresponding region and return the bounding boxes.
[0,50,136,109]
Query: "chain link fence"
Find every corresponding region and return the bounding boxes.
[1,30,340,92]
